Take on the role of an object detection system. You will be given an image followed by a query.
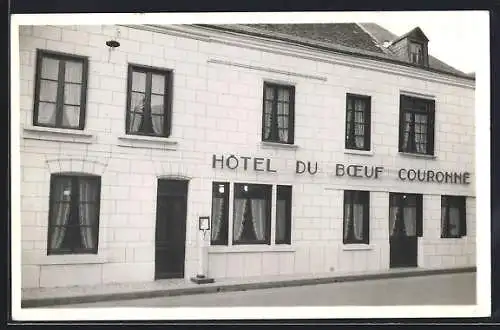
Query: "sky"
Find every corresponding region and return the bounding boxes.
[367,12,483,74]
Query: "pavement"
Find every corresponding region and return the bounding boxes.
[21,266,476,308]
[52,272,476,307]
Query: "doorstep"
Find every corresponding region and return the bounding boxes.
[21,266,476,308]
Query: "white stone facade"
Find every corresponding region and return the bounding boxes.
[18,24,476,289]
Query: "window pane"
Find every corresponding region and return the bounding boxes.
[39,80,58,102]
[62,106,80,127]
[151,95,164,114]
[37,102,57,125]
[152,74,165,94]
[64,60,83,83]
[52,176,73,202]
[278,88,290,102]
[265,86,275,100]
[78,178,99,202]
[132,71,146,92]
[64,83,81,105]
[130,92,145,113]
[41,57,59,80]
[276,200,287,243]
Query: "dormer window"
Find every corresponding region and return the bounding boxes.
[409,42,424,65]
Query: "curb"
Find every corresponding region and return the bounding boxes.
[21,266,476,308]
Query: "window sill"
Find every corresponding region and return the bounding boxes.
[117,134,179,150]
[260,141,299,150]
[22,126,95,144]
[344,149,374,156]
[208,245,296,254]
[342,244,373,251]
[399,152,437,160]
[39,254,107,265]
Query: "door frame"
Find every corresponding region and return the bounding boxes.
[154,178,190,280]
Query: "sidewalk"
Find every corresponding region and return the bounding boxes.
[21,266,475,308]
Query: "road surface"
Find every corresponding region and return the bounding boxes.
[54,272,476,308]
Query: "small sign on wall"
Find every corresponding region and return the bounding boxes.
[198,216,210,231]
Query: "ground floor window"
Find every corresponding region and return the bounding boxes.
[47,174,101,255]
[343,190,370,244]
[441,195,467,238]
[210,182,292,246]
[389,193,423,237]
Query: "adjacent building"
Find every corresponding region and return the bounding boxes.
[18,23,476,289]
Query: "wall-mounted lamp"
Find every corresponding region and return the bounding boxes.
[106,28,121,62]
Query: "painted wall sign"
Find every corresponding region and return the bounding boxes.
[211,154,472,185]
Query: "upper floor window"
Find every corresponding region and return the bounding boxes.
[47,174,101,255]
[33,50,88,130]
[126,65,173,138]
[345,94,371,151]
[262,82,295,144]
[441,195,467,238]
[399,95,435,156]
[343,190,370,244]
[409,42,424,65]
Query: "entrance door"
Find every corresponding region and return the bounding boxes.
[155,179,188,280]
[389,193,422,268]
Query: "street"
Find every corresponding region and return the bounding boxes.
[54,272,475,308]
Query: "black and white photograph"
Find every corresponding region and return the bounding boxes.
[10,10,491,320]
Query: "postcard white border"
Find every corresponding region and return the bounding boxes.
[10,10,491,321]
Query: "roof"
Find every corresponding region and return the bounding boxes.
[197,23,473,80]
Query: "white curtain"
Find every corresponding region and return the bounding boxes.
[354,111,365,148]
[211,197,224,242]
[63,62,83,127]
[277,102,289,142]
[441,205,448,237]
[79,179,96,250]
[389,206,399,236]
[344,202,352,240]
[151,97,164,135]
[233,199,246,241]
[49,179,71,250]
[251,199,266,241]
[415,114,427,153]
[403,206,416,236]
[449,207,460,237]
[152,115,164,135]
[353,203,364,240]
[276,200,286,243]
[264,101,273,140]
[129,93,144,133]
[403,113,412,150]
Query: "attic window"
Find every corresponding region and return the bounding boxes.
[409,42,424,65]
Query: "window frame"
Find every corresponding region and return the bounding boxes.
[33,49,89,130]
[343,190,370,245]
[210,182,230,246]
[275,185,292,245]
[125,64,174,138]
[232,183,272,245]
[441,195,467,239]
[398,95,436,156]
[409,41,424,66]
[389,193,423,237]
[46,174,101,255]
[345,93,372,151]
[261,82,296,145]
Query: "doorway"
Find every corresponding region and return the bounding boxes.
[154,179,189,280]
[389,193,422,268]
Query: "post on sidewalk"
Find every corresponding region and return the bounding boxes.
[190,216,215,284]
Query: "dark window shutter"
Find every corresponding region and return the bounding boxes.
[460,197,467,237]
[428,100,436,155]
[288,85,296,145]
[398,95,405,152]
[416,194,423,237]
[364,191,370,244]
